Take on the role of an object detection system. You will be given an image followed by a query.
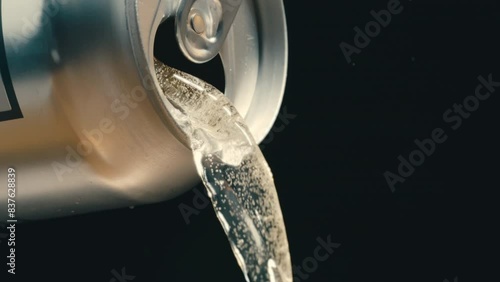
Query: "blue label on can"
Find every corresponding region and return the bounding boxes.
[0,1,23,122]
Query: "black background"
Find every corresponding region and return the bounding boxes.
[3,0,500,281]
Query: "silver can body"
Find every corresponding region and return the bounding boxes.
[0,0,287,221]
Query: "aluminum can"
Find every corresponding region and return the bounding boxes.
[0,0,287,221]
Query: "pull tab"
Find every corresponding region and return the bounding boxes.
[176,0,243,63]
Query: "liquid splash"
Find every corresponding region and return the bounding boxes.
[155,59,292,282]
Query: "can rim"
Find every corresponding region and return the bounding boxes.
[128,0,288,146]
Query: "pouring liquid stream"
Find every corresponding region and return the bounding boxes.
[155,59,292,282]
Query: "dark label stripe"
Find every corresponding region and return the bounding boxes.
[0,0,23,122]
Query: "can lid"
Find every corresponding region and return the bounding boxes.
[129,0,287,144]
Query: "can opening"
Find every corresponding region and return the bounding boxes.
[154,18,225,92]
